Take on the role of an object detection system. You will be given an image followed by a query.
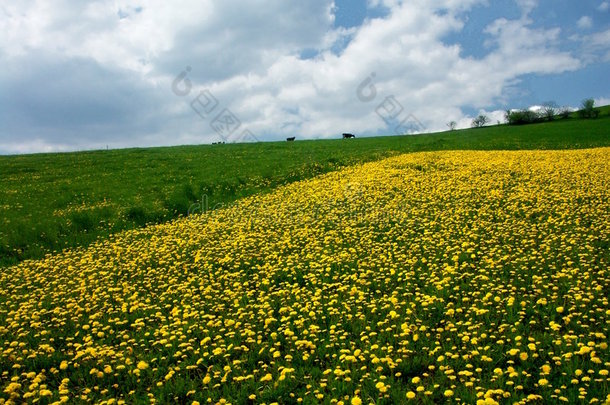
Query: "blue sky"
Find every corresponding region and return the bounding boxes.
[333,0,609,109]
[334,0,388,28]
[1,0,609,154]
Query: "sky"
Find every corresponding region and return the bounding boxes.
[1,0,609,154]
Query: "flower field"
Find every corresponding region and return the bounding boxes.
[1,148,609,404]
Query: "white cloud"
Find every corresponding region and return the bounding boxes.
[0,0,594,153]
[204,2,580,137]
[453,109,507,129]
[589,28,610,47]
[578,28,610,63]
[515,0,538,16]
[599,2,610,11]
[577,16,594,29]
[594,97,610,107]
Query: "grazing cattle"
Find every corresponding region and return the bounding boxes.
[286,137,296,142]
[342,133,356,139]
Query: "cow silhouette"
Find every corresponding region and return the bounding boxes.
[286,137,296,142]
[342,133,355,139]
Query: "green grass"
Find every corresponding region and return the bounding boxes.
[1,109,609,267]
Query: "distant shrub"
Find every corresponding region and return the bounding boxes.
[558,107,572,119]
[472,115,490,128]
[578,98,599,119]
[505,109,542,125]
[541,102,558,121]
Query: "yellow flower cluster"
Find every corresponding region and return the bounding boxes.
[1,148,609,404]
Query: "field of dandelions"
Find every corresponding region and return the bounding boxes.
[1,148,609,405]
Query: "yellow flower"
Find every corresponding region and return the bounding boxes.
[203,375,211,384]
[444,390,454,397]
[260,373,272,382]
[406,391,416,399]
[351,397,362,405]
[136,361,149,370]
[538,379,549,386]
[3,382,21,394]
[375,381,387,393]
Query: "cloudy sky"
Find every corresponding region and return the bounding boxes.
[1,0,609,154]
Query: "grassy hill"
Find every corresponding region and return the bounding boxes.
[1,148,608,404]
[1,109,609,266]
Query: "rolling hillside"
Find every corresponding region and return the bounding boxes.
[1,110,609,266]
[1,148,608,404]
